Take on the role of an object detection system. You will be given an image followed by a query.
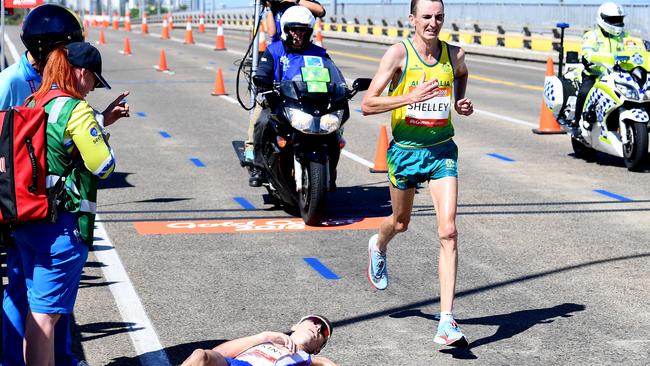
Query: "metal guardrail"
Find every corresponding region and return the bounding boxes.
[142,11,586,59]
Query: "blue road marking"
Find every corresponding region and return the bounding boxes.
[355,107,362,113]
[190,158,205,167]
[136,112,146,117]
[593,189,632,202]
[233,197,255,210]
[159,131,171,138]
[304,258,340,280]
[486,153,515,162]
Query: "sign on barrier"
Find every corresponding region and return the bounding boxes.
[4,0,42,8]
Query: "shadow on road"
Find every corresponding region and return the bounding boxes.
[104,339,227,366]
[390,303,586,359]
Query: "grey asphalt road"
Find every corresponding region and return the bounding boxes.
[3,24,649,365]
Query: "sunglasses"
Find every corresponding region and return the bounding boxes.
[306,317,330,338]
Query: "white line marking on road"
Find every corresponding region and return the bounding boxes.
[468,56,545,71]
[93,217,172,366]
[3,33,19,64]
[474,108,538,128]
[341,149,374,168]
[220,95,238,104]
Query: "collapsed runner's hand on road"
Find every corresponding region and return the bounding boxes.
[102,91,131,127]
[409,72,440,104]
[455,98,474,116]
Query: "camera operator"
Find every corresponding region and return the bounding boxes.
[264,0,325,44]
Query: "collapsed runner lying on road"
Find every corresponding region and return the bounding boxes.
[181,315,337,366]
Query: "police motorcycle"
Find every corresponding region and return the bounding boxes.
[543,23,650,171]
[251,61,370,225]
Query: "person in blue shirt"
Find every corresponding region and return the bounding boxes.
[0,4,128,365]
[246,5,331,187]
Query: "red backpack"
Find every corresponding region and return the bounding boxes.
[0,90,74,224]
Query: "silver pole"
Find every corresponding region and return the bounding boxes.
[250,0,261,111]
[1,1,5,71]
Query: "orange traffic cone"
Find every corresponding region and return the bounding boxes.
[369,126,389,173]
[83,17,89,30]
[141,12,149,34]
[198,14,206,33]
[168,16,174,30]
[112,11,119,30]
[258,22,267,53]
[184,16,194,44]
[215,19,226,50]
[155,49,169,72]
[98,30,106,45]
[121,37,132,55]
[125,14,131,32]
[161,16,170,40]
[91,11,97,27]
[102,13,109,28]
[533,57,565,134]
[314,19,324,47]
[211,67,227,96]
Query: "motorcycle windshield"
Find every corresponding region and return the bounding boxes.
[278,58,348,115]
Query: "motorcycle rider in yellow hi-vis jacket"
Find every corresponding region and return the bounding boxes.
[574,2,645,130]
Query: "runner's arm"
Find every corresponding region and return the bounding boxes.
[311,355,338,366]
[213,332,296,357]
[450,46,473,116]
[361,43,440,115]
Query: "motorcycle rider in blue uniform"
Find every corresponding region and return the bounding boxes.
[248,6,332,187]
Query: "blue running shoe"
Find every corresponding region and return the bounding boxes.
[434,319,468,347]
[367,234,388,290]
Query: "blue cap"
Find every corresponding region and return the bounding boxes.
[64,42,111,89]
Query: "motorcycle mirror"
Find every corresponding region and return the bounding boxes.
[352,78,372,92]
[631,67,647,85]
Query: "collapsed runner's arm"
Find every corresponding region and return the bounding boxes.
[451,46,473,116]
[213,331,296,358]
[361,43,439,115]
[311,355,338,366]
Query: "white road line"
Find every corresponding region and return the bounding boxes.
[220,95,239,104]
[341,149,374,168]
[468,56,545,71]
[473,108,538,128]
[3,33,20,64]
[93,217,172,366]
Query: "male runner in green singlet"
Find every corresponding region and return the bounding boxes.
[361,0,474,347]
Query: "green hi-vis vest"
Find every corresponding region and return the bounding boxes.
[582,27,633,76]
[40,95,98,245]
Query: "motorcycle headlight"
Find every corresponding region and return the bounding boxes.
[285,107,315,132]
[615,82,640,100]
[319,110,344,133]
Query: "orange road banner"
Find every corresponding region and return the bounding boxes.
[4,0,42,8]
[134,217,384,235]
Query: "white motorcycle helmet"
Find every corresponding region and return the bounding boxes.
[597,2,625,36]
[280,5,315,48]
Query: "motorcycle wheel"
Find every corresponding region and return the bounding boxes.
[571,137,596,161]
[623,123,648,171]
[299,160,327,226]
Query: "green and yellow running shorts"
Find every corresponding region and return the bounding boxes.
[387,139,458,190]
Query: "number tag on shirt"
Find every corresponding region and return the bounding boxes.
[405,87,451,127]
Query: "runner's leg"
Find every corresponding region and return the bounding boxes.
[376,186,416,253]
[429,176,458,312]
